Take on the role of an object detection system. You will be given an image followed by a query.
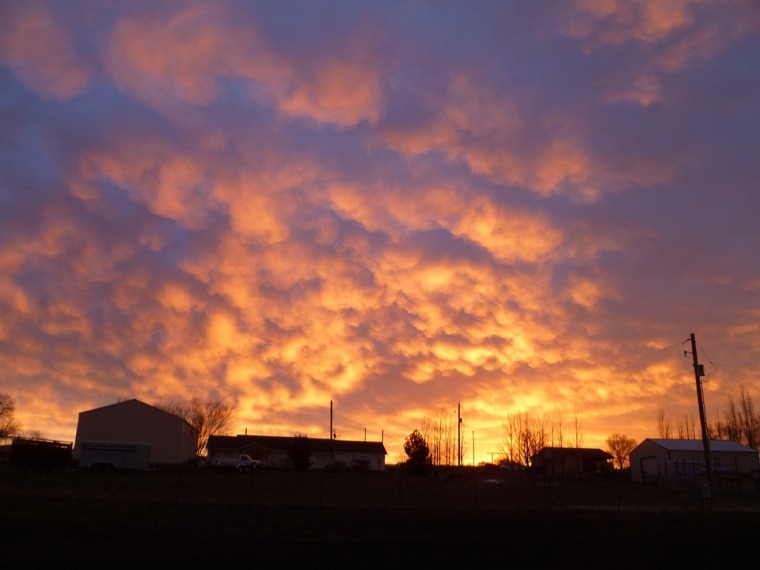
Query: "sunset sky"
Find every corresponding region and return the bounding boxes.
[1,1,759,464]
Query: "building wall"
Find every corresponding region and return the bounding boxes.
[334,451,386,472]
[630,439,663,483]
[631,441,759,483]
[73,400,197,465]
[533,449,611,478]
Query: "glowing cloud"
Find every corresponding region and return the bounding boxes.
[1,1,759,464]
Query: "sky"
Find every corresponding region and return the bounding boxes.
[1,0,759,464]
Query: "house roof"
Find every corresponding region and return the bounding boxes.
[208,434,387,455]
[533,447,613,460]
[640,438,758,453]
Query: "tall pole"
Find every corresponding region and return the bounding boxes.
[457,403,462,467]
[690,333,712,497]
[330,400,333,441]
[472,430,475,466]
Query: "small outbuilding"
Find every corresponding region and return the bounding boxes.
[630,438,759,485]
[73,399,198,467]
[531,447,614,478]
[207,434,387,471]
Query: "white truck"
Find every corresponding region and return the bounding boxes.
[208,454,261,472]
[79,441,152,471]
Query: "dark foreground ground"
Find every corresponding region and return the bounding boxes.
[3,495,759,568]
[2,468,758,567]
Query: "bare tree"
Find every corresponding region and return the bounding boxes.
[501,412,522,465]
[676,414,697,439]
[550,409,564,448]
[724,395,742,441]
[0,393,21,442]
[421,409,467,466]
[500,412,548,467]
[656,408,672,438]
[155,397,236,456]
[572,406,585,448]
[22,429,44,439]
[708,418,727,440]
[606,434,637,470]
[738,386,759,449]
[421,410,448,466]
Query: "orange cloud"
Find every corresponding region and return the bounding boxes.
[0,3,93,100]
[571,0,697,44]
[106,4,382,127]
[279,59,383,127]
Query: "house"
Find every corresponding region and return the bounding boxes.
[630,438,760,485]
[207,434,387,471]
[531,447,614,477]
[73,399,198,466]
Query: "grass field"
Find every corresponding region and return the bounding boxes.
[1,467,758,567]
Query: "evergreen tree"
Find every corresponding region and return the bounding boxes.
[404,429,431,476]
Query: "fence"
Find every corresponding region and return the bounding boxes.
[3,465,755,512]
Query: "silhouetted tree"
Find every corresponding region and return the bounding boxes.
[656,408,672,438]
[676,414,697,439]
[572,406,585,448]
[606,434,637,470]
[660,388,759,449]
[737,387,759,448]
[288,434,313,470]
[724,396,743,441]
[0,393,20,442]
[155,398,236,456]
[404,429,431,476]
[421,409,468,466]
[500,412,548,467]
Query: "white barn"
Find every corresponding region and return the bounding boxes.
[630,438,759,484]
[73,399,198,466]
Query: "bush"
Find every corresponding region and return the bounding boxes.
[288,434,313,471]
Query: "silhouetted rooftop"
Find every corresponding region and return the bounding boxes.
[208,434,387,455]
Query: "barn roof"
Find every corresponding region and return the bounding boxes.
[208,434,387,455]
[642,438,757,453]
[78,398,198,434]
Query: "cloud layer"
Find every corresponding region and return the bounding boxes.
[1,0,759,462]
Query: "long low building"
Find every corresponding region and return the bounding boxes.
[208,434,387,471]
[630,438,759,484]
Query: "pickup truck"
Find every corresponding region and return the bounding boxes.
[208,454,262,472]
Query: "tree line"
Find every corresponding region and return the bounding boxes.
[656,386,759,449]
[499,408,586,468]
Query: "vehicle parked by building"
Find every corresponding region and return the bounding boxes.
[208,454,261,472]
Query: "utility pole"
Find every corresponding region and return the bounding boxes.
[457,403,462,467]
[689,333,713,499]
[330,400,333,441]
[472,430,475,466]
